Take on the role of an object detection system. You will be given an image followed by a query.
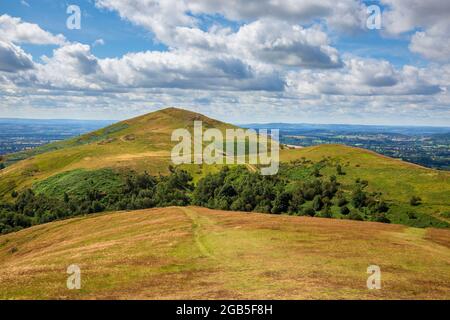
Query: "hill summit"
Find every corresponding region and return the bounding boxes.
[0,108,235,197]
[0,107,449,228]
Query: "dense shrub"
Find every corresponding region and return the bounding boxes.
[336,164,345,175]
[340,206,350,215]
[337,196,348,207]
[372,213,391,223]
[312,195,324,211]
[352,187,367,208]
[0,168,193,234]
[302,207,316,217]
[348,211,363,221]
[0,164,396,234]
[192,167,285,213]
[410,196,422,206]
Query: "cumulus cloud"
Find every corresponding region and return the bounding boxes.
[0,40,34,73]
[95,0,194,44]
[409,31,450,62]
[287,58,442,96]
[13,42,283,92]
[34,43,101,90]
[189,0,366,31]
[0,14,66,45]
[232,21,342,68]
[95,1,344,70]
[382,0,450,35]
[94,0,367,43]
[381,0,450,61]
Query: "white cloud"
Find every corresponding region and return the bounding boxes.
[95,0,194,44]
[183,0,366,33]
[0,40,34,73]
[94,2,344,70]
[170,20,342,70]
[92,39,105,47]
[0,14,66,45]
[381,0,450,61]
[410,31,450,62]
[382,0,450,35]
[231,20,342,68]
[95,0,367,43]
[14,42,283,92]
[287,58,442,96]
[35,43,101,90]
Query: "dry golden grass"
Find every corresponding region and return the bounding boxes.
[0,206,449,300]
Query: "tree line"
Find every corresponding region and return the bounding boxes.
[0,166,390,235]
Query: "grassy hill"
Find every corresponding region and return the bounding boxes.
[0,206,449,299]
[0,108,234,199]
[0,107,448,228]
[1,108,449,299]
[279,145,450,225]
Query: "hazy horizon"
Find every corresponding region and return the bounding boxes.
[1,110,449,128]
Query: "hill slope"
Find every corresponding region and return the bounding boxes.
[0,108,234,198]
[0,206,449,299]
[0,107,448,227]
[280,145,450,224]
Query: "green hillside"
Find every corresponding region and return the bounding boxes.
[279,145,450,225]
[0,107,234,199]
[0,107,449,231]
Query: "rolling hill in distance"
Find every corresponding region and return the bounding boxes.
[0,107,449,299]
[244,123,450,170]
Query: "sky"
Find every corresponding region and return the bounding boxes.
[0,0,449,125]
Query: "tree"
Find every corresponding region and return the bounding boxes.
[0,163,5,170]
[319,205,332,218]
[340,206,350,215]
[352,187,367,208]
[303,207,315,217]
[375,201,389,213]
[289,190,305,213]
[303,188,316,201]
[410,196,422,206]
[336,164,345,175]
[373,213,390,223]
[312,167,321,177]
[407,211,417,219]
[271,192,292,214]
[348,211,363,221]
[337,196,348,207]
[312,195,324,211]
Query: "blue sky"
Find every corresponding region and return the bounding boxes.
[0,0,449,125]
[2,0,165,59]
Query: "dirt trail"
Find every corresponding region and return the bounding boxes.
[180,207,219,260]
